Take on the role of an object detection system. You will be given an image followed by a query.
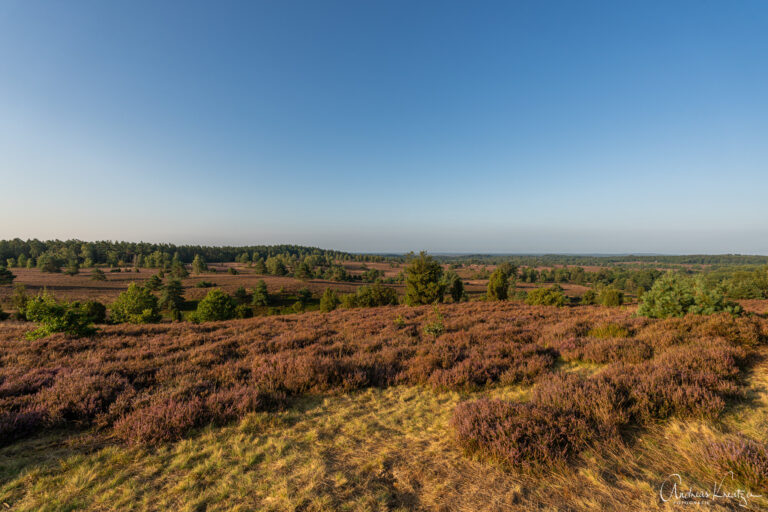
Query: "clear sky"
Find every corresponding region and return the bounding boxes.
[1,1,767,253]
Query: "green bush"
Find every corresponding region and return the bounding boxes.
[638,273,742,318]
[404,252,444,306]
[251,280,269,306]
[145,274,163,291]
[193,288,236,322]
[0,266,16,285]
[235,304,253,318]
[75,300,107,324]
[580,289,597,305]
[422,306,445,337]
[525,285,567,307]
[354,282,398,308]
[90,268,107,281]
[195,281,216,288]
[486,268,509,301]
[320,288,340,312]
[110,283,161,324]
[597,287,624,307]
[159,279,184,311]
[25,293,96,339]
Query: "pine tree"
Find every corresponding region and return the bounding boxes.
[404,252,444,306]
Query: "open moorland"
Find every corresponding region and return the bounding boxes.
[1,242,768,510]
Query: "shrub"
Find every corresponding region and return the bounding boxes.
[452,400,596,468]
[110,283,161,324]
[90,268,107,281]
[404,251,444,305]
[580,289,597,305]
[320,288,340,312]
[76,300,107,324]
[192,254,208,274]
[422,306,445,337]
[170,260,189,278]
[486,268,509,301]
[0,266,15,285]
[228,267,239,275]
[11,284,29,319]
[639,273,742,318]
[145,274,163,291]
[233,286,249,305]
[588,323,630,338]
[193,288,236,322]
[25,293,97,339]
[37,254,62,273]
[159,279,184,311]
[597,286,624,306]
[525,285,566,307]
[355,282,398,308]
[251,280,269,306]
[705,437,768,489]
[235,304,253,318]
[195,281,216,288]
[64,260,79,276]
[442,270,465,302]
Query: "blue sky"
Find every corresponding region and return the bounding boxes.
[1,1,767,253]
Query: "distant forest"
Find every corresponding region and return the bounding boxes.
[0,239,384,267]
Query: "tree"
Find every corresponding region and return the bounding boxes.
[319,288,340,312]
[193,288,236,322]
[404,252,444,306]
[266,256,287,276]
[638,273,741,318]
[525,285,567,307]
[0,266,15,285]
[233,285,249,305]
[170,260,189,278]
[145,274,163,291]
[37,254,61,273]
[442,270,464,302]
[91,268,107,281]
[6,258,15,268]
[251,280,269,306]
[192,254,208,274]
[487,268,510,301]
[110,283,161,324]
[252,258,267,274]
[159,279,184,311]
[294,261,313,280]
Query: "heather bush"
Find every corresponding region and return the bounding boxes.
[705,436,768,489]
[193,288,236,322]
[525,285,566,307]
[452,400,596,468]
[588,323,630,338]
[422,306,445,338]
[110,283,161,324]
[25,293,97,339]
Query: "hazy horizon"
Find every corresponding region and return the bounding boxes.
[2,1,767,253]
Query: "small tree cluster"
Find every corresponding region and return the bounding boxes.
[638,273,741,318]
[110,283,161,324]
[404,252,444,306]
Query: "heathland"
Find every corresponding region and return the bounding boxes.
[1,241,768,510]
